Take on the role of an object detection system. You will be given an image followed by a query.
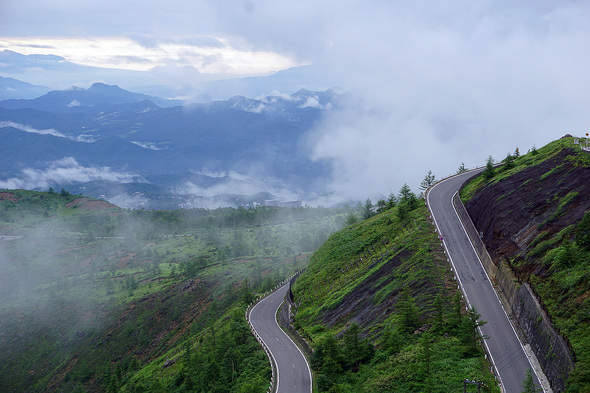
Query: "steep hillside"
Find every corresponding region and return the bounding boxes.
[461,137,590,392]
[292,195,499,392]
[0,189,344,392]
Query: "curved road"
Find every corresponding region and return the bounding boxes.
[249,284,312,393]
[427,170,543,392]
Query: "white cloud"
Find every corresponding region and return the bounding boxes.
[177,170,299,208]
[105,193,148,209]
[1,0,589,204]
[0,157,142,190]
[299,96,321,109]
[0,36,301,75]
[129,141,163,150]
[300,0,590,201]
[0,121,69,138]
[0,121,97,142]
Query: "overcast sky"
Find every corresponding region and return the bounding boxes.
[1,0,589,202]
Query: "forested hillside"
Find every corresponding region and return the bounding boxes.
[0,189,345,392]
[291,187,499,392]
[461,137,590,393]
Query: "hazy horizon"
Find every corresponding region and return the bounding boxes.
[1,0,589,205]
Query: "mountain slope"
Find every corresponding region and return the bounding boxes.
[291,198,499,392]
[0,75,50,100]
[0,189,343,392]
[0,88,340,208]
[0,82,180,111]
[462,137,590,392]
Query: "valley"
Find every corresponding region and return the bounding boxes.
[0,190,345,392]
[0,81,588,393]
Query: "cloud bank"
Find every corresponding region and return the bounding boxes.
[0,157,142,190]
[272,0,590,201]
[2,0,589,203]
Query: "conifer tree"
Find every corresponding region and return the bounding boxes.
[482,155,495,180]
[386,192,398,209]
[462,307,487,352]
[457,162,467,174]
[502,152,515,171]
[396,289,419,334]
[521,369,541,393]
[342,323,374,371]
[432,293,444,332]
[419,170,436,192]
[362,198,374,220]
[398,183,419,211]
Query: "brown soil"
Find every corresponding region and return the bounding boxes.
[66,198,118,211]
[318,241,456,338]
[0,192,18,202]
[320,249,412,330]
[465,148,590,264]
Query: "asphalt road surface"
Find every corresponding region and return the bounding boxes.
[249,284,312,393]
[427,169,543,393]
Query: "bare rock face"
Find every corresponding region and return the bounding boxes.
[464,147,587,392]
[465,148,590,264]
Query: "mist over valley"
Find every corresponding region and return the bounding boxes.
[0,83,345,209]
[1,1,589,392]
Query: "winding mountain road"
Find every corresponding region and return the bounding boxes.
[426,169,543,393]
[249,168,545,393]
[248,284,312,393]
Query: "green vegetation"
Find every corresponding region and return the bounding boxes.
[6,136,587,392]
[541,191,578,227]
[461,137,589,203]
[482,155,496,180]
[292,185,499,392]
[522,369,542,393]
[535,215,590,392]
[460,137,590,392]
[0,189,347,392]
[419,170,436,192]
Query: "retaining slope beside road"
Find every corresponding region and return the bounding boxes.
[426,170,547,393]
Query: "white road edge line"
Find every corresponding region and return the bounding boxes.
[249,283,313,393]
[449,190,547,392]
[426,174,547,393]
[273,289,313,393]
[249,295,281,392]
[427,177,506,392]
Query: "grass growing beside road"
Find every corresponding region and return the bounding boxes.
[292,203,500,392]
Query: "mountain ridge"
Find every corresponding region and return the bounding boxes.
[0,84,340,208]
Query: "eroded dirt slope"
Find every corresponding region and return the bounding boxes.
[466,148,590,264]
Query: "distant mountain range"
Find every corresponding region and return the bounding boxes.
[0,49,335,100]
[0,82,181,111]
[0,75,50,100]
[0,81,344,208]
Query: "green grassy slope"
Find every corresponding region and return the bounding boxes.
[292,200,500,392]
